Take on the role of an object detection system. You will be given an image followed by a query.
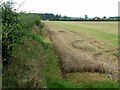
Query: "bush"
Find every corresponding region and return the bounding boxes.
[2,1,41,65]
[2,1,24,65]
[19,13,41,29]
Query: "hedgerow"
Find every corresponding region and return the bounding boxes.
[2,1,41,65]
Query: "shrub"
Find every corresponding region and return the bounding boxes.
[19,13,41,29]
[2,1,41,65]
[2,1,24,65]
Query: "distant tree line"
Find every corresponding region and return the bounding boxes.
[38,13,61,20]
[38,13,120,21]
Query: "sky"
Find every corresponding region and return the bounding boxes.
[3,0,120,18]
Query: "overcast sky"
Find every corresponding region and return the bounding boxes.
[3,0,120,18]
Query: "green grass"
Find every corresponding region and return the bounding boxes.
[56,21,118,45]
[79,80,118,88]
[41,45,82,88]
[46,77,82,88]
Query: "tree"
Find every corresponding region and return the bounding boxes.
[85,15,88,20]
[103,16,107,20]
[103,16,106,19]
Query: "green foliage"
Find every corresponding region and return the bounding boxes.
[2,1,41,65]
[3,72,19,88]
[19,13,41,29]
[2,1,24,65]
[18,13,44,48]
[46,77,82,88]
[30,33,48,50]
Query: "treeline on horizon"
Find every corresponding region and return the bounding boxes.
[38,13,120,21]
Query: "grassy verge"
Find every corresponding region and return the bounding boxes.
[40,25,83,88]
[64,72,118,88]
[2,30,47,88]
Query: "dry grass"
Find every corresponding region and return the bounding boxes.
[44,21,118,80]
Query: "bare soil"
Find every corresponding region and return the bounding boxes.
[44,21,118,80]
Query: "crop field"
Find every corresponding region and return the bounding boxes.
[43,21,118,85]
